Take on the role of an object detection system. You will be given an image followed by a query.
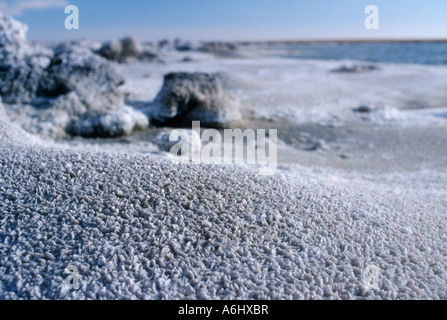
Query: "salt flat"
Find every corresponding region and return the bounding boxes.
[1,13,446,299]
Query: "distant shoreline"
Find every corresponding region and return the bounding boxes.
[238,39,447,45]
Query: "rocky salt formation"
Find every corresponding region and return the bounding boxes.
[174,38,194,51]
[0,13,27,45]
[151,72,241,128]
[68,106,149,138]
[330,64,379,73]
[39,44,125,115]
[0,13,124,112]
[0,14,148,138]
[97,36,158,63]
[0,13,53,104]
[97,39,122,61]
[353,105,375,113]
[198,41,239,57]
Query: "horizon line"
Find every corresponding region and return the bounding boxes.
[35,37,447,45]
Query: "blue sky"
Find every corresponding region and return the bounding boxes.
[2,0,446,42]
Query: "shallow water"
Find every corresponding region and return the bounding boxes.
[270,41,447,65]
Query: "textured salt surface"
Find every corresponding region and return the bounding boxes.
[1,106,446,300]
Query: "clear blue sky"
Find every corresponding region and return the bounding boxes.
[2,0,446,42]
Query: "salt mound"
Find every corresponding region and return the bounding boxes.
[0,97,40,145]
[0,135,446,299]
